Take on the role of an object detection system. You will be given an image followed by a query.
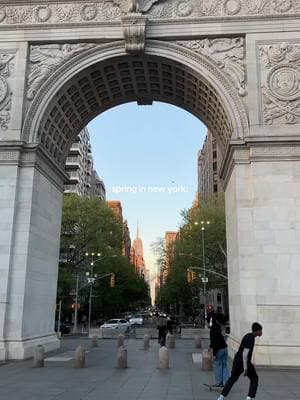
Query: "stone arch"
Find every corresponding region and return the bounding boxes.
[23,40,249,166]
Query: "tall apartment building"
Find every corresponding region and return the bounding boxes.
[197,130,223,202]
[130,227,147,279]
[64,127,106,200]
[106,200,132,259]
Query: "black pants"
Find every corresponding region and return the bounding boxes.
[222,361,258,398]
[158,328,167,346]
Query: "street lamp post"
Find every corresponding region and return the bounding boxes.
[85,252,100,333]
[194,220,210,327]
[85,252,117,333]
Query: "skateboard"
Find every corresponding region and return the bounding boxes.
[203,383,223,392]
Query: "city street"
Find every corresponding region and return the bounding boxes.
[0,337,299,400]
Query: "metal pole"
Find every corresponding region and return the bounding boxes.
[57,300,62,335]
[88,262,94,333]
[202,229,207,326]
[73,272,79,332]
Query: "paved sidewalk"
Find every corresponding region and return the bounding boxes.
[0,337,299,400]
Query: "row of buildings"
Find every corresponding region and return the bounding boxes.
[64,128,149,285]
[154,129,226,314]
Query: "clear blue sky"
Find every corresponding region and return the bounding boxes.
[88,102,206,287]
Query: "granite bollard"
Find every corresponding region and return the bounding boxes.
[91,336,98,347]
[167,334,175,348]
[116,346,127,368]
[33,345,45,368]
[143,334,150,350]
[202,349,213,371]
[158,346,169,369]
[74,345,86,368]
[117,334,124,348]
[194,336,202,349]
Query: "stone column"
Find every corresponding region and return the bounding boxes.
[0,42,29,360]
[0,145,65,360]
[224,144,300,366]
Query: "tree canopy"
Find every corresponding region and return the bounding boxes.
[155,194,227,315]
[57,194,150,322]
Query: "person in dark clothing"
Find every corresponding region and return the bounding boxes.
[210,318,229,386]
[216,322,263,400]
[167,317,173,334]
[157,316,168,346]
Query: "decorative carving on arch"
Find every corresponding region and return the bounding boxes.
[0,52,15,131]
[177,38,247,97]
[26,44,98,101]
[260,42,300,125]
[22,40,249,167]
[0,1,299,26]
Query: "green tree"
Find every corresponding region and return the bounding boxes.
[154,194,227,315]
[57,194,150,321]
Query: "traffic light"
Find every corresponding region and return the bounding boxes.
[191,271,197,281]
[110,273,115,288]
[187,269,197,283]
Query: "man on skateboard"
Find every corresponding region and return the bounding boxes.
[216,322,263,400]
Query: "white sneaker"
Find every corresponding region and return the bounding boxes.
[246,397,252,400]
[217,396,224,400]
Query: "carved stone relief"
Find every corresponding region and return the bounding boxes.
[260,42,300,124]
[177,38,247,97]
[26,44,97,101]
[0,1,300,26]
[122,14,147,54]
[0,53,15,131]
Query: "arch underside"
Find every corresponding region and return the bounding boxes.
[37,54,233,165]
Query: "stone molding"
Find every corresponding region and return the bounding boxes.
[260,41,300,125]
[0,142,66,191]
[0,1,300,27]
[0,51,15,131]
[122,13,147,54]
[220,141,300,187]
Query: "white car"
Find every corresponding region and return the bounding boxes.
[100,319,130,334]
[129,314,144,325]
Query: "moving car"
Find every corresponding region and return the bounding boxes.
[99,319,130,334]
[129,314,144,325]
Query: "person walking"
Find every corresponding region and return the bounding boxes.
[216,322,263,400]
[210,317,229,387]
[157,315,168,346]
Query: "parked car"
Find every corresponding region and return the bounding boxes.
[129,314,144,325]
[99,319,130,333]
[54,321,71,335]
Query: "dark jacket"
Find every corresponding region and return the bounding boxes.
[209,322,227,356]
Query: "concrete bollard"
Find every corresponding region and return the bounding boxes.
[116,346,127,369]
[194,336,202,349]
[74,345,86,368]
[117,334,124,348]
[167,334,175,349]
[91,336,98,348]
[158,346,169,369]
[33,345,45,368]
[202,349,213,371]
[143,334,150,350]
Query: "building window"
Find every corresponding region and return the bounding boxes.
[213,161,217,171]
[214,184,218,193]
[213,150,217,159]
[217,293,222,303]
